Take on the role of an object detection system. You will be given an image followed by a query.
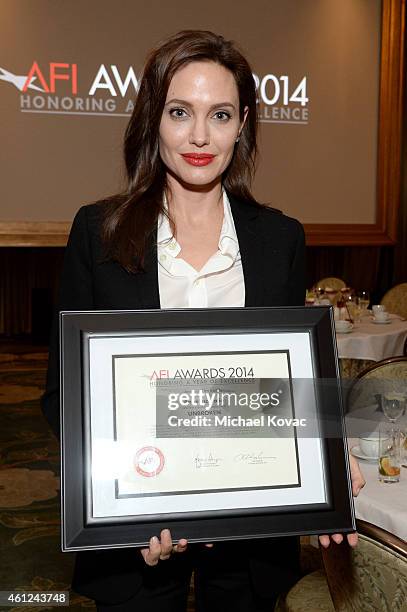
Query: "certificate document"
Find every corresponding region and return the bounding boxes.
[88,331,326,519]
[113,351,299,497]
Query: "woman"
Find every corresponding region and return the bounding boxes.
[42,30,364,612]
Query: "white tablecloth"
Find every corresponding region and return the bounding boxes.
[347,404,407,541]
[348,438,407,541]
[336,314,407,361]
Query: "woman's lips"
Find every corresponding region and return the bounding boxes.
[181,153,215,167]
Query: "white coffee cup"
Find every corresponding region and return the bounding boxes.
[335,320,352,332]
[359,433,390,458]
[374,310,390,322]
[372,304,387,316]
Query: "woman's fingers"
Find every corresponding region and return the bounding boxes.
[346,532,358,547]
[318,534,331,548]
[159,528,174,560]
[173,538,188,553]
[141,535,162,566]
[319,531,358,548]
[160,529,188,557]
[318,533,343,547]
[331,533,343,544]
[140,530,189,565]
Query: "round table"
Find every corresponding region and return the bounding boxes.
[336,314,407,378]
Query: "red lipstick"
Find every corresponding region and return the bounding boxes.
[181,153,215,166]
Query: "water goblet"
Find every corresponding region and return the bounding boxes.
[350,296,363,323]
[344,294,357,323]
[382,393,405,426]
[357,290,370,318]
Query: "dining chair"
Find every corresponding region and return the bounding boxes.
[381,282,407,319]
[315,277,347,291]
[345,356,407,414]
[278,520,407,612]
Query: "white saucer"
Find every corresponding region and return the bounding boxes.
[351,445,378,462]
[371,318,391,325]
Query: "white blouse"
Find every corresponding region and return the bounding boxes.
[157,191,245,309]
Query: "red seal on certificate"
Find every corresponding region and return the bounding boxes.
[134,446,165,477]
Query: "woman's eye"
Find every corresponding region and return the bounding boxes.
[169,108,188,119]
[213,111,231,121]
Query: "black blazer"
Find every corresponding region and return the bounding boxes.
[41,193,305,603]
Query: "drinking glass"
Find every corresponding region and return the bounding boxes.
[382,393,405,425]
[350,297,363,323]
[378,427,401,483]
[357,290,370,317]
[305,289,316,305]
[344,295,358,322]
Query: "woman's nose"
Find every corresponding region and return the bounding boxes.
[188,118,210,147]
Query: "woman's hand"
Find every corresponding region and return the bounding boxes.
[140,529,214,566]
[319,453,366,549]
[140,529,188,566]
[348,452,366,496]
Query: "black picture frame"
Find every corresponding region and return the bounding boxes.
[60,306,355,551]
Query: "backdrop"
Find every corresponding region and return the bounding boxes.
[0,0,381,230]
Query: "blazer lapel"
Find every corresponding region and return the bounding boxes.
[136,229,161,309]
[228,194,264,307]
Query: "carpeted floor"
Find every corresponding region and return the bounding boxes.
[0,341,97,611]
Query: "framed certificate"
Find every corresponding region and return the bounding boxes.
[60,306,355,551]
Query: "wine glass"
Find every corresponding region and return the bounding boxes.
[305,288,316,306]
[344,294,358,323]
[343,294,361,323]
[357,290,370,318]
[382,393,405,435]
[381,394,405,478]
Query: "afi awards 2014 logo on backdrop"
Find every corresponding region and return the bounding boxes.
[0,61,309,124]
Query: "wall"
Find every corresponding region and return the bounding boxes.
[0,0,380,229]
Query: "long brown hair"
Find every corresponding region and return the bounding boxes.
[101,30,258,272]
